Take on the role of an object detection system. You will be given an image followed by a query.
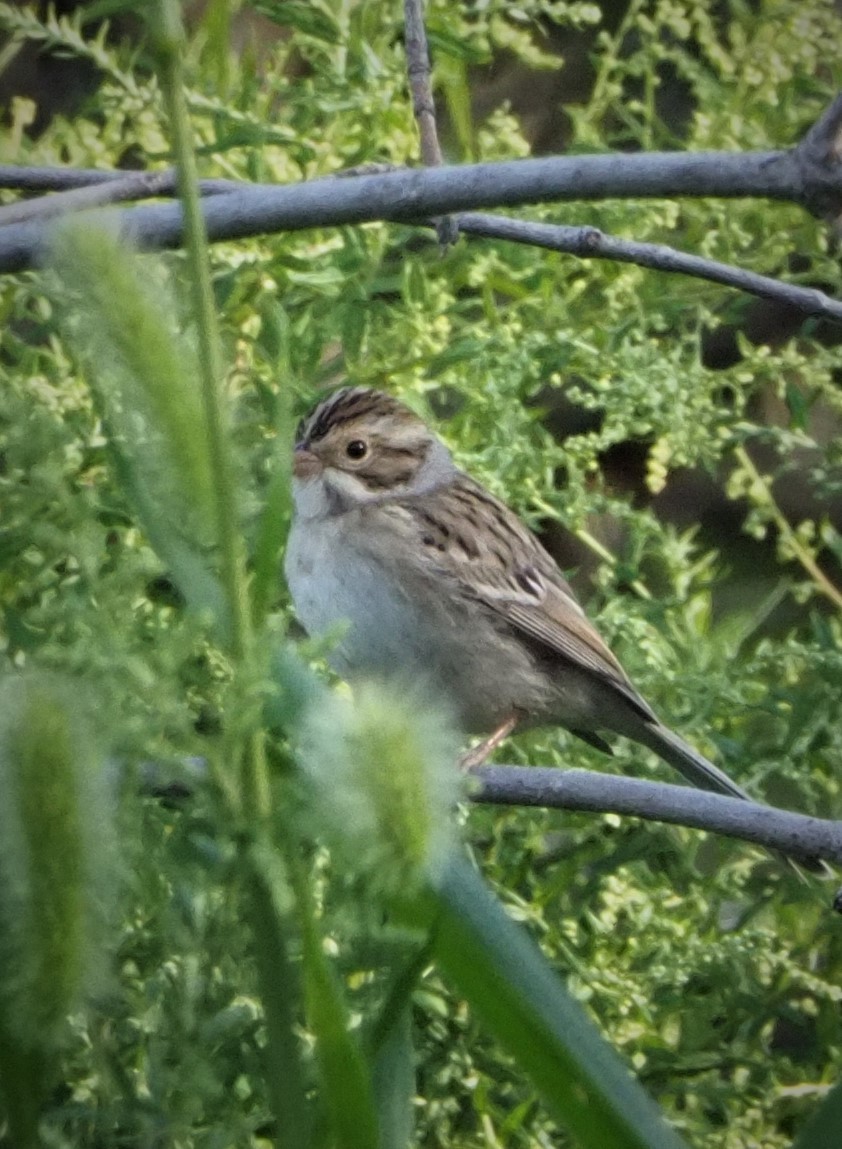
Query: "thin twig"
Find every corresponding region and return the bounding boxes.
[0,164,239,194]
[403,0,457,245]
[0,169,180,227]
[453,213,842,323]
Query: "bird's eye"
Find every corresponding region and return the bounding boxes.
[345,439,368,460]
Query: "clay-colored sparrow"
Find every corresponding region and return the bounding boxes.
[285,386,748,798]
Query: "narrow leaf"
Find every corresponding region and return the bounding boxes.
[371,1000,415,1149]
[287,851,380,1149]
[250,373,295,625]
[425,854,690,1149]
[50,219,228,628]
[246,843,313,1149]
[792,1077,842,1149]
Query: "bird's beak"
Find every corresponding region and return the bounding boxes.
[292,445,322,479]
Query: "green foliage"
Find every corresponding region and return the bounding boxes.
[1,0,842,1146]
[0,673,114,1148]
[50,220,225,624]
[0,677,108,1030]
[299,682,463,890]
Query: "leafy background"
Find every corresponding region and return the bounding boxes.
[1,0,842,1145]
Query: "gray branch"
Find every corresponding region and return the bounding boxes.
[0,169,182,227]
[0,165,239,194]
[3,164,837,318]
[403,0,457,246]
[139,756,842,867]
[471,766,842,866]
[455,214,842,322]
[0,153,808,271]
[0,94,839,276]
[0,95,840,322]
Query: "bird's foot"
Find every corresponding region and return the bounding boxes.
[459,715,518,771]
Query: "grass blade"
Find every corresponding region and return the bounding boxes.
[425,854,690,1149]
[792,1077,842,1149]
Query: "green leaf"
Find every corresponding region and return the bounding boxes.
[245,843,313,1149]
[436,52,475,160]
[250,314,295,625]
[792,1077,842,1149]
[251,0,341,43]
[371,1001,415,1149]
[368,945,431,1149]
[50,220,229,631]
[286,849,380,1149]
[424,854,690,1149]
[785,381,809,431]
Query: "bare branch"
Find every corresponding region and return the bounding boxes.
[0,164,239,194]
[0,112,838,270]
[471,766,842,866]
[3,165,836,320]
[403,0,457,246]
[0,154,793,273]
[455,213,842,323]
[136,754,842,868]
[0,169,181,227]
[1,96,840,319]
[0,92,838,215]
[3,92,840,214]
[404,0,442,167]
[0,166,127,191]
[793,92,842,219]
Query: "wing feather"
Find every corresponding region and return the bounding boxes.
[396,474,655,720]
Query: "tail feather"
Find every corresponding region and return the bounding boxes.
[637,722,752,801]
[636,721,829,876]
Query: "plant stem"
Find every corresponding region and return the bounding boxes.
[574,527,653,601]
[151,0,270,819]
[245,846,312,1149]
[734,445,842,613]
[0,1043,45,1149]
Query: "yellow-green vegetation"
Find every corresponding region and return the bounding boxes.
[1,1,841,1146]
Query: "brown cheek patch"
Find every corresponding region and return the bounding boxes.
[357,443,423,491]
[362,465,417,490]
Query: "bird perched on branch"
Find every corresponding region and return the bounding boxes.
[284,385,759,803]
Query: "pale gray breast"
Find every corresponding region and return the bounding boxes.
[284,506,557,732]
[284,510,439,681]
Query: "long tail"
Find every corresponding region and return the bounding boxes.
[636,720,828,875]
[636,721,752,800]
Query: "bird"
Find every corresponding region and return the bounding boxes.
[284,385,758,803]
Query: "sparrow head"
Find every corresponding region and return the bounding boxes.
[292,387,455,515]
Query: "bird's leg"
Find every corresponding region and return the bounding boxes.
[459,715,519,771]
